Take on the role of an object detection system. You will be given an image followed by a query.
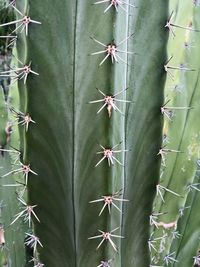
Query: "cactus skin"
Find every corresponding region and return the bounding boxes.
[14,0,168,266]
[166,5,200,267]
[0,90,26,266]
[0,152,26,267]
[121,1,168,266]
[170,161,200,267]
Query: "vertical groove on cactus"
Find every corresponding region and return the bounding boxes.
[121,1,168,266]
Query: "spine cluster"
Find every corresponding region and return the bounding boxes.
[87,1,135,266]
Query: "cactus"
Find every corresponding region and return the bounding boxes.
[0,70,26,267]
[0,0,200,267]
[150,3,200,266]
[0,2,27,266]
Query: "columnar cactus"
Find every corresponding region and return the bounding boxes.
[150,2,200,266]
[0,0,199,267]
[0,2,27,266]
